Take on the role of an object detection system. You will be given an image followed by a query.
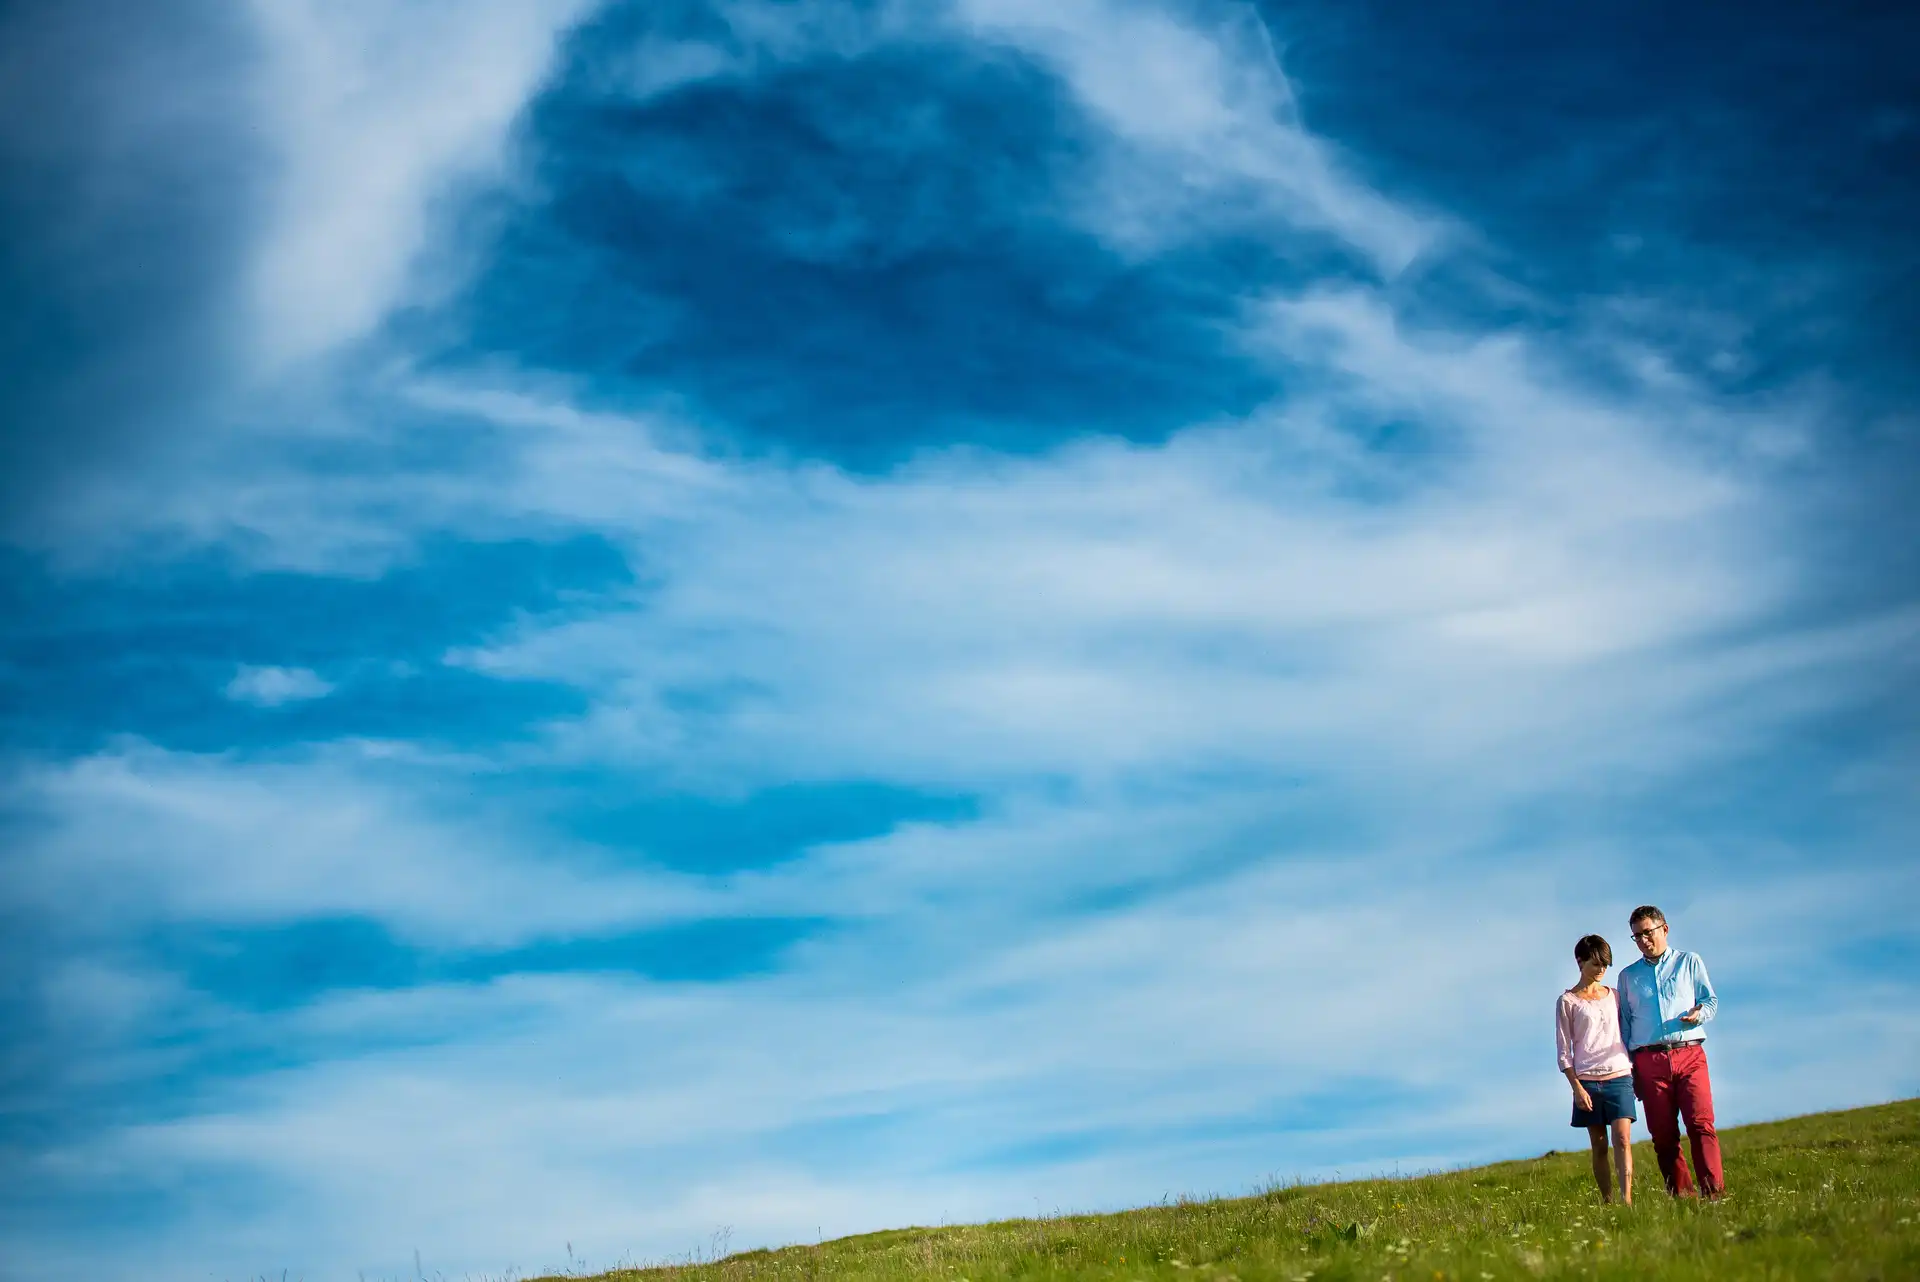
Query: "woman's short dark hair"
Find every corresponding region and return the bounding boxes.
[1574,934,1613,967]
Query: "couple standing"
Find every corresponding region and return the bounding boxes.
[1553,905,1724,1205]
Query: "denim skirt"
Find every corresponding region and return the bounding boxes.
[1571,1074,1637,1127]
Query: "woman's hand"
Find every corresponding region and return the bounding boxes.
[1572,1083,1593,1112]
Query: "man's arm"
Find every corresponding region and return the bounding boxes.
[1680,953,1718,1025]
[1617,968,1641,1047]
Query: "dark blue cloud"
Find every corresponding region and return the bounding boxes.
[425,6,1330,465]
[159,917,423,1008]
[0,536,628,753]
[557,779,978,873]
[474,915,829,982]
[0,910,828,1177]
[160,913,828,1011]
[1278,0,1920,393]
[1272,0,1920,622]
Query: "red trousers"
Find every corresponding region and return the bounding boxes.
[1631,1043,1724,1197]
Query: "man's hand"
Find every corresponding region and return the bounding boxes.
[1572,1083,1594,1112]
[1680,1004,1705,1025]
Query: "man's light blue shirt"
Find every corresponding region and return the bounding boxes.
[1617,947,1717,1050]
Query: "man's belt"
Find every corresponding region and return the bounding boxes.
[1632,1040,1703,1054]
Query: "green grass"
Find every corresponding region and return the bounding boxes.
[538,1099,1920,1282]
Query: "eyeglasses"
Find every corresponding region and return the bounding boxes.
[1631,925,1665,941]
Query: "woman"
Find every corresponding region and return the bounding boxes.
[1556,934,1635,1204]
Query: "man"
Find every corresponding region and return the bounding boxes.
[1617,905,1724,1198]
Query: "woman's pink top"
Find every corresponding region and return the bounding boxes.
[1555,986,1632,1079]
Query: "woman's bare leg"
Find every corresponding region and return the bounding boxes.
[1587,1125,1613,1201]
[1610,1118,1634,1205]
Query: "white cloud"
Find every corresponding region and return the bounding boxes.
[242,0,598,369]
[1,743,727,946]
[407,293,1889,803]
[222,663,334,706]
[303,0,1438,278]
[234,0,944,373]
[57,278,1905,802]
[948,0,1438,269]
[11,800,1916,1282]
[11,340,1915,1273]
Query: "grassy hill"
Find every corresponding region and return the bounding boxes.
[539,1098,1920,1282]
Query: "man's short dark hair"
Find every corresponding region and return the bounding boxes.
[1629,905,1667,928]
[1574,934,1613,967]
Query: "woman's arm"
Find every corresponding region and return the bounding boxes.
[1563,1065,1593,1109]
[1555,997,1592,1108]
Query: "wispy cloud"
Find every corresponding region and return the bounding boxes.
[949,0,1437,268]
[242,0,597,368]
[224,663,335,706]
[12,287,1914,1277]
[1,743,729,944]
[10,761,1915,1280]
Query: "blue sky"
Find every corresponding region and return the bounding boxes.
[2,1,1916,1278]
